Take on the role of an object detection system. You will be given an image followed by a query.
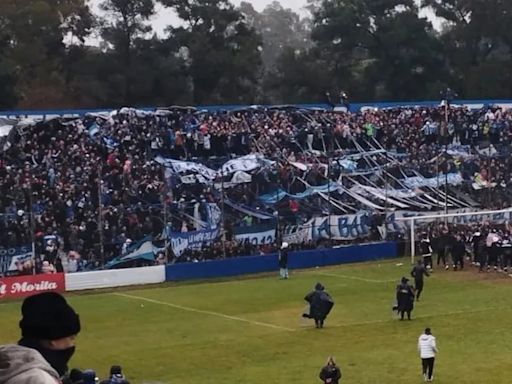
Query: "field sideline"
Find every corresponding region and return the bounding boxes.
[1,257,511,383]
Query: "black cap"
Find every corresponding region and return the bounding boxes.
[19,292,81,340]
[110,365,122,375]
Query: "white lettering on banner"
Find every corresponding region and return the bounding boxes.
[0,282,6,296]
[235,229,276,245]
[386,208,512,232]
[283,225,312,245]
[169,228,220,256]
[10,281,57,294]
[284,214,372,244]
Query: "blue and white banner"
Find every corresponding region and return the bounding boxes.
[156,156,217,180]
[234,225,276,245]
[283,213,373,243]
[0,245,32,274]
[403,173,463,188]
[259,183,334,204]
[386,208,512,232]
[224,199,275,220]
[220,154,274,175]
[167,227,220,256]
[105,238,163,269]
[204,203,222,229]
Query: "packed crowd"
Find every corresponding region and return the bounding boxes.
[1,104,512,272]
[421,221,512,273]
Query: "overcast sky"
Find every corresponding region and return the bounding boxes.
[89,0,439,39]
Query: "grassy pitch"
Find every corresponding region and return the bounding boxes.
[1,258,511,383]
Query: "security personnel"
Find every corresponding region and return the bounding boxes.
[395,277,415,320]
[451,234,466,271]
[411,260,430,301]
[419,233,433,269]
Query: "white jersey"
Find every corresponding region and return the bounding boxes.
[418,334,438,359]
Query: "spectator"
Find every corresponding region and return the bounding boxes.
[0,292,81,382]
[99,365,129,384]
[319,356,342,384]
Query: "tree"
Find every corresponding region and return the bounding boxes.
[263,47,332,104]
[422,0,512,98]
[160,0,263,105]
[239,1,311,70]
[0,0,94,108]
[99,0,156,104]
[307,0,444,101]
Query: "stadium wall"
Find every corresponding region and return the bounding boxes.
[65,265,166,291]
[165,241,397,282]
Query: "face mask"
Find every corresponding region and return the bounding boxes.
[39,346,75,377]
[19,339,75,377]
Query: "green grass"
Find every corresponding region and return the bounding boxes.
[1,257,512,383]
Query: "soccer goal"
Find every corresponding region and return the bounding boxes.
[395,207,512,264]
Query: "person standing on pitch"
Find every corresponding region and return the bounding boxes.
[303,283,334,328]
[420,233,433,269]
[411,260,430,301]
[418,327,438,382]
[319,356,342,384]
[451,234,466,271]
[278,242,289,279]
[396,277,415,320]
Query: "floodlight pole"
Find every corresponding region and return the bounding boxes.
[328,156,332,245]
[220,168,226,259]
[97,165,105,265]
[410,218,415,265]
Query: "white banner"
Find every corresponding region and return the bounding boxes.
[386,208,512,232]
[220,154,273,175]
[156,156,217,179]
[403,173,463,188]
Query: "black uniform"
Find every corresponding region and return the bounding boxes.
[304,283,334,328]
[471,231,483,265]
[419,237,433,268]
[411,262,430,300]
[451,239,466,270]
[501,237,512,272]
[436,232,449,266]
[396,278,415,320]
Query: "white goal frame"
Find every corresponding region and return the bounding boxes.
[395,208,512,264]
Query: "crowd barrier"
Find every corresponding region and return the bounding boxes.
[165,242,397,282]
[65,265,166,291]
[1,243,396,297]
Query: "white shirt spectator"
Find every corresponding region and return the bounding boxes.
[418,332,438,359]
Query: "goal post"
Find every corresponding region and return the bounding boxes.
[395,207,512,264]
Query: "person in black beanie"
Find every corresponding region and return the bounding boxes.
[0,292,81,384]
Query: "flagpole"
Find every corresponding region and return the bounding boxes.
[28,168,36,275]
[327,156,332,245]
[162,167,170,263]
[220,168,227,259]
[276,160,280,246]
[97,164,105,265]
[384,165,388,241]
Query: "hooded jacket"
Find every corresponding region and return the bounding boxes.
[418,334,438,359]
[0,344,60,384]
